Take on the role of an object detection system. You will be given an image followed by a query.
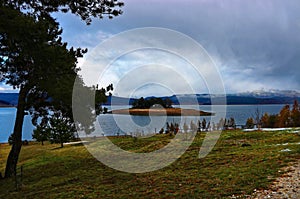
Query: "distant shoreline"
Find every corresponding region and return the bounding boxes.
[109,108,214,116]
[0,105,14,108]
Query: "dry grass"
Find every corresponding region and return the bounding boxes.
[111,108,213,116]
[0,130,299,198]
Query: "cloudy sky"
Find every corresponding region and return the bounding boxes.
[2,0,300,97]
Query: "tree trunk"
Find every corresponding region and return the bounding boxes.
[60,131,63,148]
[4,86,28,178]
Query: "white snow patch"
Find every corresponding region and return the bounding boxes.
[276,143,289,146]
[280,148,292,152]
[291,130,300,134]
[243,128,294,132]
[64,141,90,145]
[261,128,293,131]
[274,142,300,146]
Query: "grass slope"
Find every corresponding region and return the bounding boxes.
[0,130,299,198]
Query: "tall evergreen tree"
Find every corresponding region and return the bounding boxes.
[201,118,207,131]
[32,118,51,145]
[261,113,270,128]
[0,0,123,178]
[183,122,188,133]
[245,117,255,129]
[47,111,76,148]
[228,117,236,128]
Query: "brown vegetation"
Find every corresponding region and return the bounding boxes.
[245,100,300,128]
[110,108,214,116]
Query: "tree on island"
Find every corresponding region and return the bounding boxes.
[0,1,123,178]
[132,97,173,109]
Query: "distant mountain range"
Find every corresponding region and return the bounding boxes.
[0,93,18,107]
[105,90,300,105]
[1,90,300,106]
[0,100,11,107]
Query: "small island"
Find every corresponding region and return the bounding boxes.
[109,97,214,116]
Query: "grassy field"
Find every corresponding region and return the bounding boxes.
[0,130,299,198]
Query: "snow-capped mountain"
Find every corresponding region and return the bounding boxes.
[1,90,299,106]
[237,89,300,98]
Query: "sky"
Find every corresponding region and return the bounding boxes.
[1,0,300,97]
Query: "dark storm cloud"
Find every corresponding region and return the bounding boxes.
[55,0,300,93]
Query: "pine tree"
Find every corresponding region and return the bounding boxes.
[190,120,197,132]
[47,111,76,148]
[245,117,255,129]
[202,118,207,131]
[197,120,201,132]
[261,113,270,128]
[217,118,225,130]
[183,122,189,133]
[0,0,123,178]
[228,117,236,128]
[32,119,51,145]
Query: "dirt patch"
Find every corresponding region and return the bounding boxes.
[250,161,300,199]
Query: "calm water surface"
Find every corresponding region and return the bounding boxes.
[0,104,287,142]
[0,108,35,143]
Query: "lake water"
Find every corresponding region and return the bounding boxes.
[0,104,286,142]
[0,108,35,143]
